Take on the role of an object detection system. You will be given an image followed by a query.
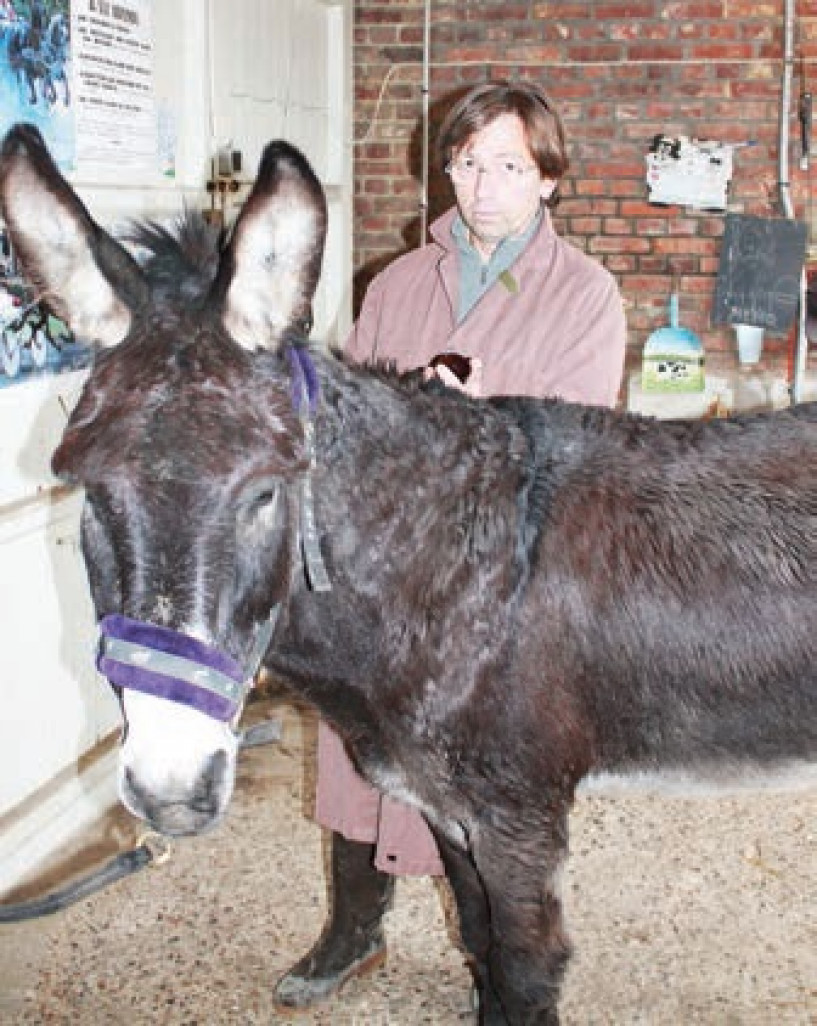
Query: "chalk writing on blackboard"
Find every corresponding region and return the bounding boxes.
[711,213,807,334]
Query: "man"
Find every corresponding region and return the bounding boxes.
[274,79,626,1010]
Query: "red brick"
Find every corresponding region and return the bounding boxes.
[567,217,603,234]
[620,274,673,294]
[594,2,662,16]
[589,237,653,254]
[687,43,756,59]
[653,237,720,256]
[620,200,675,218]
[633,218,674,236]
[627,44,687,62]
[659,2,728,16]
[604,255,639,272]
[530,3,593,16]
[567,44,626,62]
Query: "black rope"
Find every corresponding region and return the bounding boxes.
[0,835,168,923]
[0,716,282,923]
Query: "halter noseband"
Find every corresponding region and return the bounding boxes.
[95,343,330,722]
[98,614,255,722]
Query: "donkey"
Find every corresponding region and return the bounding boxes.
[1,123,815,1025]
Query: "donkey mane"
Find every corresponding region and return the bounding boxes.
[121,212,224,305]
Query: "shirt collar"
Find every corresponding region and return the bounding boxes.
[451,206,543,268]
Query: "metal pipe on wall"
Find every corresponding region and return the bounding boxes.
[780,0,809,404]
[420,0,431,245]
[779,0,795,220]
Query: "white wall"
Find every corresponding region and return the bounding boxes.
[0,0,352,893]
[206,0,353,343]
[0,374,121,892]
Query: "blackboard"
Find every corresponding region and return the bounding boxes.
[711,213,807,334]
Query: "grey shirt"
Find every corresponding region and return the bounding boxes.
[452,209,543,323]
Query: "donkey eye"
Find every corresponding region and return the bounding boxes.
[241,482,280,522]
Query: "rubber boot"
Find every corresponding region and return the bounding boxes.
[272,833,394,1011]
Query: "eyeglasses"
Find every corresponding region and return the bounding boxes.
[445,155,539,184]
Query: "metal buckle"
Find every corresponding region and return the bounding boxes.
[137,831,172,867]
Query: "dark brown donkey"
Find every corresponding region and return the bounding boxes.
[1,124,815,1025]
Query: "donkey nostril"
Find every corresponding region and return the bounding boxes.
[190,750,229,812]
[207,749,229,797]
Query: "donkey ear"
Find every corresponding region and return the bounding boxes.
[0,123,147,347]
[217,140,327,350]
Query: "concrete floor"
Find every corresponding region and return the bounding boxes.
[1,694,815,1024]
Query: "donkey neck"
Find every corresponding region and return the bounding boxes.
[270,355,533,694]
[311,355,533,555]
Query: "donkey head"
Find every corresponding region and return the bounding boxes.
[0,124,327,835]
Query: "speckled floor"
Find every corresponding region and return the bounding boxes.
[1,693,815,1025]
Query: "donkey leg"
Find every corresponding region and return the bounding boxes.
[432,829,500,1014]
[474,813,572,1025]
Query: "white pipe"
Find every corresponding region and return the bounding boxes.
[779,0,795,220]
[780,0,809,404]
[420,0,430,246]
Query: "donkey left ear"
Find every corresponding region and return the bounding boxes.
[217,140,328,350]
[0,123,148,347]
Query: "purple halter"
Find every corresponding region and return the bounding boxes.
[95,344,328,722]
[287,342,320,415]
[98,615,249,722]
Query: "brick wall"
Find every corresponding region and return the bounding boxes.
[353,0,817,394]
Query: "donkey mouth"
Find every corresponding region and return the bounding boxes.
[120,753,232,837]
[121,783,228,837]
[145,803,224,838]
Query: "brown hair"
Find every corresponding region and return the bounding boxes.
[436,81,569,208]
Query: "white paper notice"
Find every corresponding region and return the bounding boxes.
[72,0,156,179]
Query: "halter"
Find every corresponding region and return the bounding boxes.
[97,614,264,722]
[96,343,330,722]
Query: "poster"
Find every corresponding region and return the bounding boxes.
[72,0,156,179]
[0,0,83,385]
[0,0,74,169]
[0,0,157,386]
[0,259,86,385]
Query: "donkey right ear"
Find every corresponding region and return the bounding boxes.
[216,139,327,351]
[0,123,147,347]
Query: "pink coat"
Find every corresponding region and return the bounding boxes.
[346,206,626,405]
[315,207,626,875]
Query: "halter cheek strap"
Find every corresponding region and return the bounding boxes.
[288,343,331,593]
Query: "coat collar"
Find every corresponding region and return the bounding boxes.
[429,204,557,265]
[429,205,558,328]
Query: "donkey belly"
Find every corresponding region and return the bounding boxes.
[581,757,817,799]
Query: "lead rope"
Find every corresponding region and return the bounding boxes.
[0,689,287,924]
[0,833,171,923]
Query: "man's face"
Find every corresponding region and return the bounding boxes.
[449,112,556,258]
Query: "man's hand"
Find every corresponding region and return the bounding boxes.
[424,354,483,397]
